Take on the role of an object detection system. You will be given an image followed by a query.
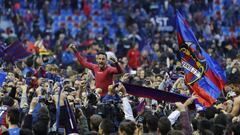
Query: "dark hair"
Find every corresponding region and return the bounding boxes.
[167,130,184,135]
[146,115,158,132]
[99,119,115,135]
[200,129,214,135]
[226,122,240,135]
[211,113,228,135]
[38,106,50,122]
[97,51,107,58]
[2,96,14,107]
[7,108,20,125]
[90,114,103,132]
[20,129,33,135]
[192,119,199,131]
[84,131,99,135]
[32,121,48,135]
[119,120,136,135]
[37,113,50,125]
[205,107,218,120]
[211,124,225,135]
[199,119,212,132]
[158,116,171,135]
[214,113,227,127]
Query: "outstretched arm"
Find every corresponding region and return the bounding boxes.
[69,44,95,70]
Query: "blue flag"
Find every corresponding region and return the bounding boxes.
[176,10,226,107]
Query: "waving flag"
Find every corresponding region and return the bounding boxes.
[176,11,226,107]
[123,83,190,103]
[3,41,33,62]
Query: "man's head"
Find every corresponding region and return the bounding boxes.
[50,65,58,75]
[146,115,158,133]
[118,120,136,135]
[205,106,218,120]
[99,119,115,135]
[158,116,171,135]
[90,114,103,132]
[33,121,49,135]
[199,119,212,132]
[7,108,20,125]
[1,96,14,107]
[96,51,107,69]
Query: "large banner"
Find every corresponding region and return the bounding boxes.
[150,16,174,32]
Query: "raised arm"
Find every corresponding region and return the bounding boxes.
[69,44,95,70]
[108,56,123,74]
[231,95,240,116]
[175,102,193,135]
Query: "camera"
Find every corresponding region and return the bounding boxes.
[96,99,124,126]
[48,80,54,84]
[63,79,71,86]
[144,79,151,86]
[136,116,144,125]
[107,99,122,105]
[39,95,46,102]
[64,87,75,93]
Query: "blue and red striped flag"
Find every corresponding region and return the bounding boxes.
[176,11,226,107]
[3,41,32,62]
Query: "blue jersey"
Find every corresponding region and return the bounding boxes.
[8,128,20,135]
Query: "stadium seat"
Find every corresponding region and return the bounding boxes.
[67,22,73,29]
[222,27,230,36]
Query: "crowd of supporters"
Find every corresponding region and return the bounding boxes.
[0,0,240,135]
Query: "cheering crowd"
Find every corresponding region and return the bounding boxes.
[0,0,240,135]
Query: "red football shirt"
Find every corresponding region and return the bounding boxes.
[74,52,123,96]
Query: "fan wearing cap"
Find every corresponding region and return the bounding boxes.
[69,44,123,96]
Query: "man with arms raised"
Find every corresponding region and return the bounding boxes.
[69,44,123,96]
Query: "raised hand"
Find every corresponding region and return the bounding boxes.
[175,102,186,112]
[184,95,197,107]
[68,43,77,52]
[29,97,39,114]
[109,56,117,64]
[120,73,130,82]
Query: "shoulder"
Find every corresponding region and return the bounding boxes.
[92,64,99,69]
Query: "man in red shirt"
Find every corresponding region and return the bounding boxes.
[69,44,123,96]
[127,43,141,70]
